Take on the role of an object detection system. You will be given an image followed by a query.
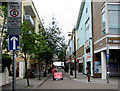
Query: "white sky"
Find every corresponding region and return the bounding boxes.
[32,0,82,42]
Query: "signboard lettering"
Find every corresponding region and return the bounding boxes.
[8,1,22,35]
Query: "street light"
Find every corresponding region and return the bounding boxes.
[68,26,77,78]
[73,27,77,78]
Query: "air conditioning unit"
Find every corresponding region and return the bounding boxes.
[24,15,34,26]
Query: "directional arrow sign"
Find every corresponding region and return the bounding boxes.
[9,35,20,50]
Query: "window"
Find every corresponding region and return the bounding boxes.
[86,8,88,13]
[85,18,90,40]
[108,11,119,28]
[108,4,120,34]
[101,7,106,35]
[77,38,79,49]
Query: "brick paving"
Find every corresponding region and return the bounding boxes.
[1,71,119,90]
[2,72,52,90]
[66,71,119,85]
[36,72,119,89]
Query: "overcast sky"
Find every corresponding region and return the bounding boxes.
[32,0,82,42]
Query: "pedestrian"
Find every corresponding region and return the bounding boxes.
[86,66,90,82]
[52,67,57,80]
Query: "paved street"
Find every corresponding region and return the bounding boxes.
[2,72,51,90]
[36,72,119,89]
[1,72,119,90]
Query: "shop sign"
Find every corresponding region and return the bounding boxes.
[79,59,83,63]
[86,53,92,60]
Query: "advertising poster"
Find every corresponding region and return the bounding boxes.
[94,62,101,73]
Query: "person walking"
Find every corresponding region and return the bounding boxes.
[52,67,57,80]
[86,66,90,82]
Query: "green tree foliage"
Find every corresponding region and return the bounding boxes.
[0,4,8,43]
[0,4,11,73]
[0,5,7,51]
[44,17,64,61]
[32,17,67,77]
[21,21,35,87]
[46,17,67,62]
[57,42,67,62]
[0,5,7,18]
[21,21,35,54]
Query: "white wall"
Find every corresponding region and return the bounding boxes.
[19,61,25,78]
[27,61,31,69]
[19,61,31,78]
[0,67,9,86]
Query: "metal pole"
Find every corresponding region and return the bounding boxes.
[12,50,16,91]
[74,27,77,78]
[106,38,109,83]
[39,63,41,80]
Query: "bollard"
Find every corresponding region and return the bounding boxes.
[88,73,90,82]
[70,70,73,75]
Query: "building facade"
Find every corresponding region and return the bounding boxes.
[18,0,43,78]
[67,0,120,79]
[76,0,93,76]
[0,0,43,86]
[92,0,120,79]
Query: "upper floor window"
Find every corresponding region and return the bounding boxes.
[108,4,120,34]
[77,38,79,49]
[85,18,90,40]
[86,8,88,13]
[101,7,106,35]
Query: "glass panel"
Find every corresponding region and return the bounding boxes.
[85,18,90,40]
[108,10,120,28]
[102,12,105,29]
[109,28,120,34]
[108,4,120,34]
[101,9,106,35]
[102,29,106,35]
[108,4,120,11]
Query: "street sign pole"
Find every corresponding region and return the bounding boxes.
[12,50,16,91]
[106,38,109,83]
[8,1,21,91]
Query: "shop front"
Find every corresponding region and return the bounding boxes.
[109,49,120,76]
[77,58,84,73]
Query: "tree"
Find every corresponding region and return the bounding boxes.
[33,27,49,79]
[42,17,67,76]
[57,42,67,62]
[0,5,7,71]
[21,21,35,87]
[32,17,67,77]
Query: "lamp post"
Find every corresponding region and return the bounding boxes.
[73,27,77,78]
[68,26,77,78]
[69,56,73,75]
